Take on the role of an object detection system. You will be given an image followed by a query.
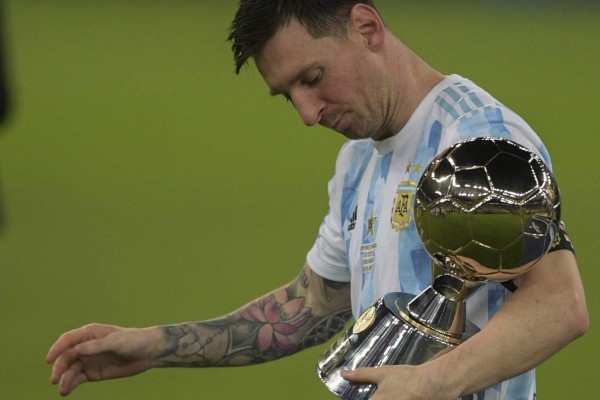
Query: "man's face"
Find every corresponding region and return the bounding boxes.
[255,19,390,141]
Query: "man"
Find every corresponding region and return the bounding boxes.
[46,1,588,399]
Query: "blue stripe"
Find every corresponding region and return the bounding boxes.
[396,122,442,294]
[504,369,535,400]
[487,282,506,319]
[358,151,393,313]
[341,142,374,275]
[398,223,431,294]
[538,144,552,170]
[455,106,513,141]
[341,142,373,225]
[457,97,474,114]
[428,121,442,151]
[484,107,511,140]
[443,87,474,115]
[455,82,485,108]
[435,96,460,120]
[467,91,485,108]
[443,87,462,102]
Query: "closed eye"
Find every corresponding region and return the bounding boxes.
[302,71,322,87]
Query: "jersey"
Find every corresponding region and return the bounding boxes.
[307,75,549,400]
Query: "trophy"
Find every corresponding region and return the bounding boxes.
[316,137,561,399]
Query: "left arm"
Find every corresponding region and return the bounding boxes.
[342,249,588,399]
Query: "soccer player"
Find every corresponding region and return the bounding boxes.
[46,2,588,399]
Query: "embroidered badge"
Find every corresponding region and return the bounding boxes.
[391,180,417,232]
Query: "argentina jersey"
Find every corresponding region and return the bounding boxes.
[307,74,549,400]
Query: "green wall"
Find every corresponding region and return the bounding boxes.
[0,1,598,398]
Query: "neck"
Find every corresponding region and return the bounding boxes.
[379,38,444,140]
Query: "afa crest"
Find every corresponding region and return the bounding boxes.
[391,180,416,232]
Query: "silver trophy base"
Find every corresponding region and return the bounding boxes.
[317,291,479,400]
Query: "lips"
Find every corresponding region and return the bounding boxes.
[324,113,345,131]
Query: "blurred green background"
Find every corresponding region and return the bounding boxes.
[0,0,598,399]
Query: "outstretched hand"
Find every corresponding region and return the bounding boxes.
[341,365,458,400]
[46,323,158,396]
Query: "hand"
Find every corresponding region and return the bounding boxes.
[341,365,458,400]
[46,323,158,396]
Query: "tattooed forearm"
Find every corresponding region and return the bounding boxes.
[301,309,354,348]
[157,316,265,367]
[159,324,224,366]
[298,267,310,289]
[156,264,352,368]
[323,277,349,301]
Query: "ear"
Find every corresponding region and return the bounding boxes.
[348,4,385,51]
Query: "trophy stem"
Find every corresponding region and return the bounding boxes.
[406,274,484,337]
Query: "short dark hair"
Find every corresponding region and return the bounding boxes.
[227,0,377,74]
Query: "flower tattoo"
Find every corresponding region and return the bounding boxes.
[241,288,312,353]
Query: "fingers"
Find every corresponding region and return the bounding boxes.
[50,347,78,384]
[49,339,106,386]
[48,338,111,395]
[50,353,87,396]
[341,367,382,384]
[46,328,86,364]
[46,324,149,395]
[58,359,88,396]
[47,324,120,396]
[47,324,117,363]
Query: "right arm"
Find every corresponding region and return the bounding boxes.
[156,263,352,367]
[46,263,351,395]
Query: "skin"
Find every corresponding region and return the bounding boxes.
[46,264,352,396]
[254,6,443,141]
[47,4,589,399]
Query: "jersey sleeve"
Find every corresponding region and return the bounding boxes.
[306,146,351,283]
[435,77,552,169]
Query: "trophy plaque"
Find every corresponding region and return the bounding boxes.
[316,137,561,399]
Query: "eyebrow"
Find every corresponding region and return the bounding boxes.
[268,63,319,97]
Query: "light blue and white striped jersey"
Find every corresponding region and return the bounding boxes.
[307,75,549,400]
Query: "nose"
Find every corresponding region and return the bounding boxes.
[290,91,324,127]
